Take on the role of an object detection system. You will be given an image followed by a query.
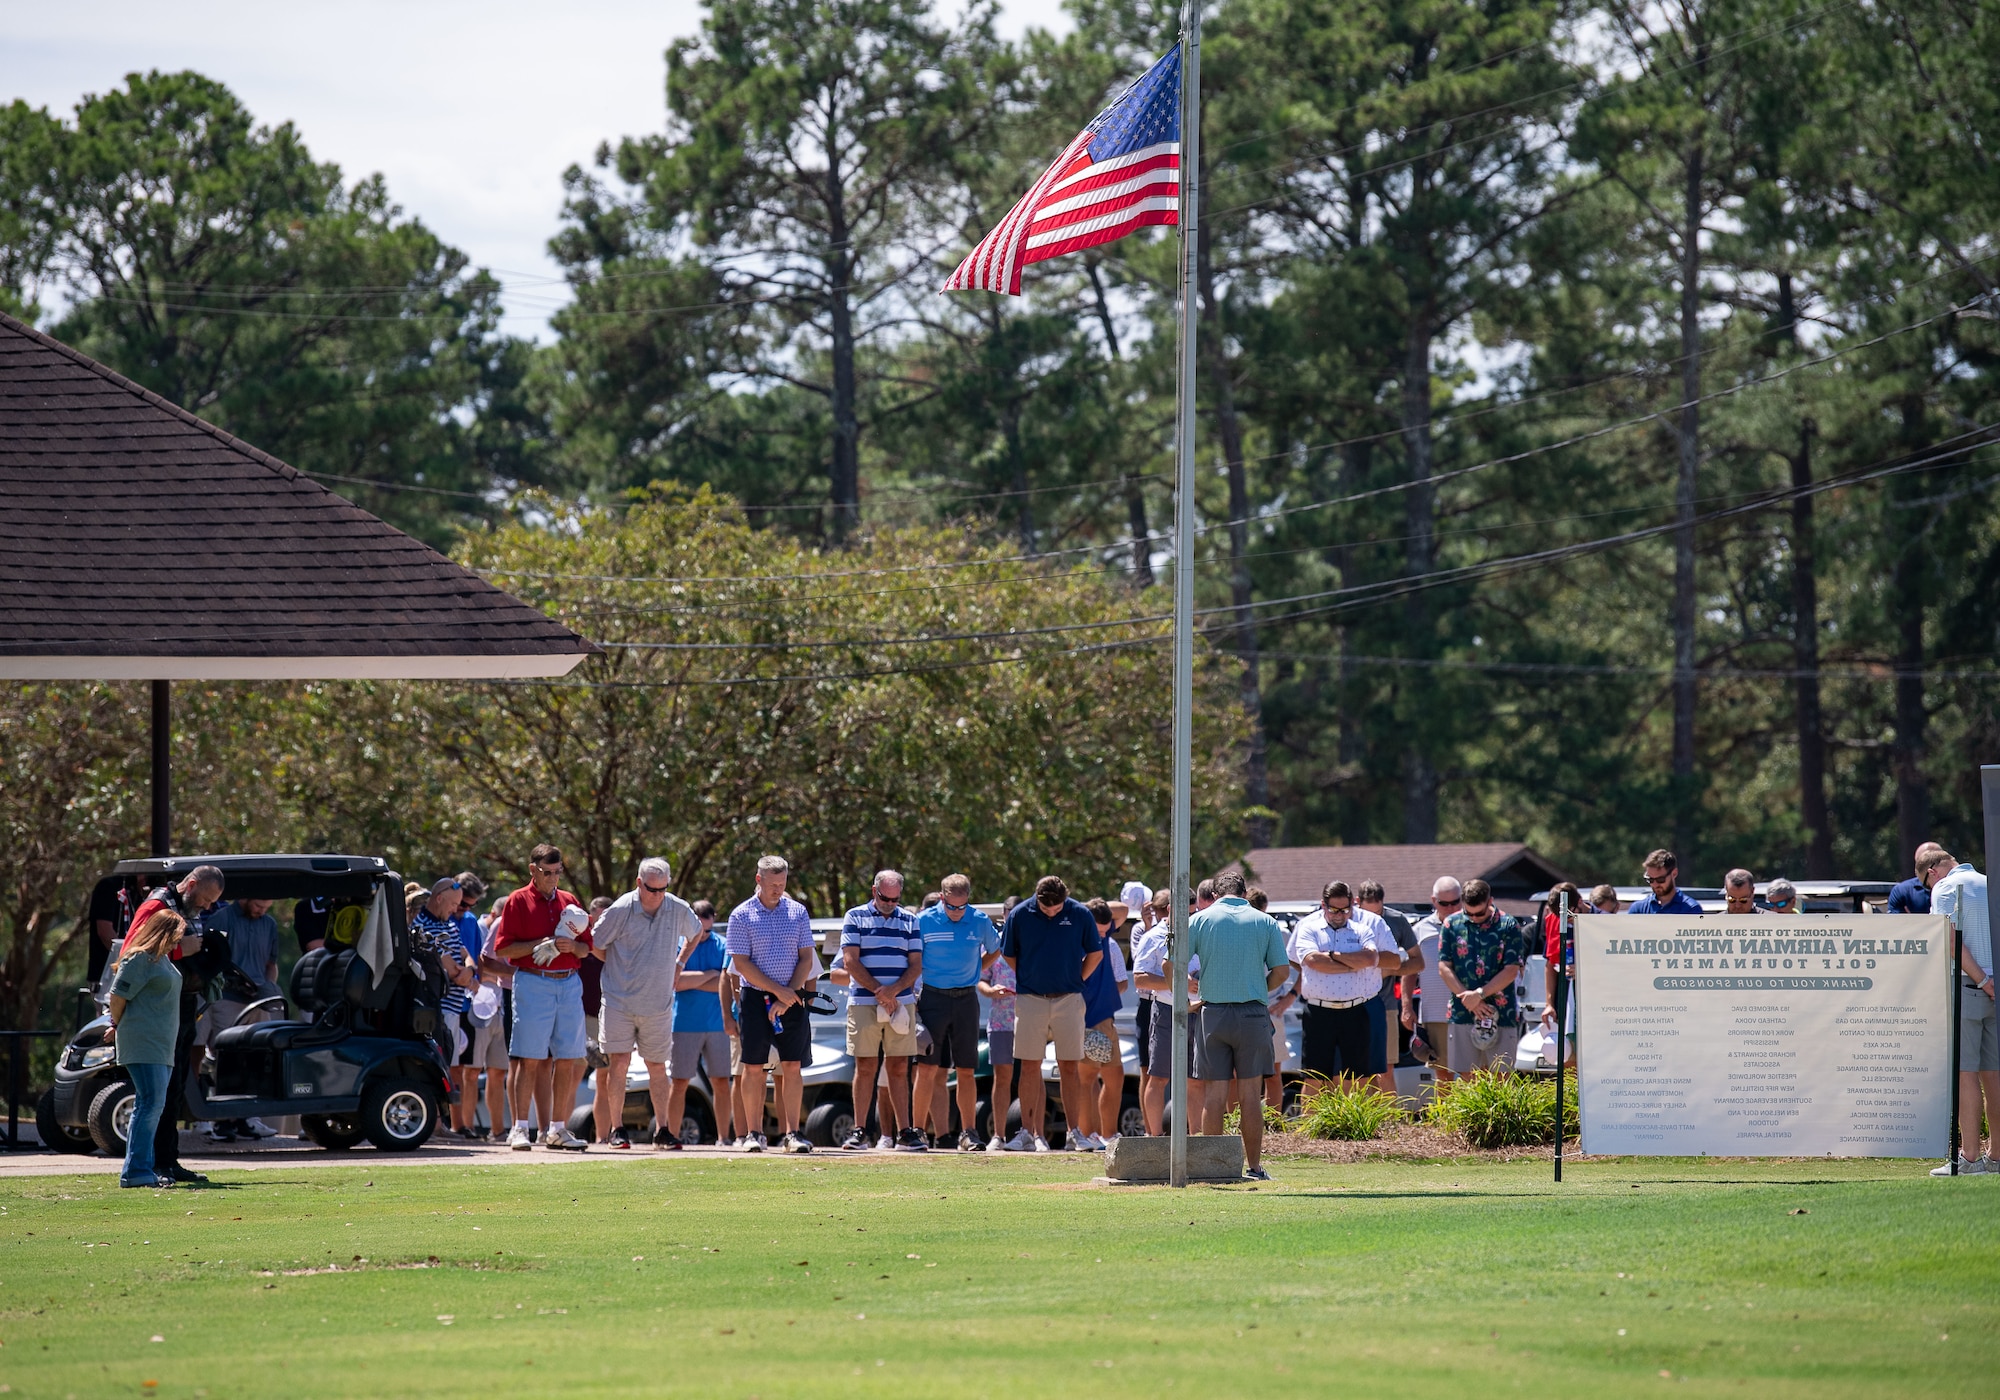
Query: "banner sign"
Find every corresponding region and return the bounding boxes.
[1576,914,1951,1157]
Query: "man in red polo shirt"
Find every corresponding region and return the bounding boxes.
[492,843,590,1150]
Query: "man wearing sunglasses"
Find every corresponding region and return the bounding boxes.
[493,844,591,1150]
[1409,878,1464,1080]
[1628,849,1703,915]
[1434,879,1527,1077]
[1287,880,1396,1086]
[914,873,1000,1151]
[590,857,699,1149]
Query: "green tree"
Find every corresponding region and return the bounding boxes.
[567,0,1012,540]
[5,71,520,545]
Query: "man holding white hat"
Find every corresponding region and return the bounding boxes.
[493,842,593,1150]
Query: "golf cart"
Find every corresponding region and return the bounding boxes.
[39,855,456,1156]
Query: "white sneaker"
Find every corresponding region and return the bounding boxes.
[987,1135,1005,1152]
[507,1123,533,1151]
[1031,1135,1051,1153]
[1001,1129,1034,1152]
[542,1125,588,1151]
[745,1132,768,1153]
[200,1124,233,1143]
[875,1135,893,1152]
[1932,1156,1987,1175]
[240,1118,278,1139]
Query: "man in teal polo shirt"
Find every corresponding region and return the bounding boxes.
[915,872,1001,1150]
[1182,871,1290,1180]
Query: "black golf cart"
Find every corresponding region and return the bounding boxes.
[39,854,456,1155]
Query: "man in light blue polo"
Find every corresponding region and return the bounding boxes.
[1183,871,1290,1181]
[1923,845,1996,1174]
[915,872,1000,1151]
[726,855,819,1154]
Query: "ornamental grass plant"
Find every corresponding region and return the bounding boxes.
[1290,1076,1405,1141]
[1426,1069,1580,1149]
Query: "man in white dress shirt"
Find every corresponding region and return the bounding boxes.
[1285,880,1396,1084]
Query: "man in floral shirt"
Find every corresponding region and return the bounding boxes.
[1434,878,1526,1076]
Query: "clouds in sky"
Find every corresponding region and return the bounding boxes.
[3,0,1071,340]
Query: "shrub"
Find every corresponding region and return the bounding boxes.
[1291,1077,1404,1141]
[1425,1070,1579,1148]
[1221,1100,1288,1134]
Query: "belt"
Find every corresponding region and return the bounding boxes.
[515,965,576,980]
[1304,994,1374,1011]
[926,985,978,996]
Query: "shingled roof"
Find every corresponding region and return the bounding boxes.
[0,311,593,679]
[1220,843,1572,915]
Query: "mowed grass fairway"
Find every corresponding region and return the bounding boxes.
[1,1153,1994,1398]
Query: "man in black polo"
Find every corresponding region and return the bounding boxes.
[1001,876,1102,1152]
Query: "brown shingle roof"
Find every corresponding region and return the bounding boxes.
[0,311,593,678]
[1221,843,1571,915]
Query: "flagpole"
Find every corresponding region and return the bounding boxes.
[1168,0,1201,1192]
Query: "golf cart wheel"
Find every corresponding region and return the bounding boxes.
[1118,1094,1146,1139]
[801,1099,852,1148]
[300,1114,364,1150]
[359,1078,438,1152]
[36,1089,96,1155]
[86,1080,135,1156]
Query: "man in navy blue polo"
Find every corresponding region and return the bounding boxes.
[1001,876,1103,1152]
[1889,843,1939,914]
[1627,849,1704,915]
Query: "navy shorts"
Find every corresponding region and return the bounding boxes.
[737,989,813,1066]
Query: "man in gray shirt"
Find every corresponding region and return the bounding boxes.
[589,857,700,1148]
[200,896,282,1142]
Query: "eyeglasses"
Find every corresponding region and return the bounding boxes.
[640,882,670,895]
[531,863,563,875]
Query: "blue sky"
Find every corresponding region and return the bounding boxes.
[1,0,1071,341]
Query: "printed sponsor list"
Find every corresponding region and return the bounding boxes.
[1576,915,1950,1157]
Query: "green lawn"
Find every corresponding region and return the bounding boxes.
[0,1152,1994,1398]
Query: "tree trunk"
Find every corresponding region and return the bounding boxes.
[1891,394,1931,866]
[825,167,861,543]
[1788,419,1834,878]
[1195,173,1270,847]
[1086,260,1153,586]
[1335,441,1371,845]
[1003,397,1035,557]
[1671,133,1704,862]
[1398,314,1439,844]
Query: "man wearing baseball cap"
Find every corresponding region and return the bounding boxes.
[492,843,592,1150]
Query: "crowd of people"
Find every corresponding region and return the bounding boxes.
[95,839,1992,1188]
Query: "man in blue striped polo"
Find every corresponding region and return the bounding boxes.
[840,870,926,1151]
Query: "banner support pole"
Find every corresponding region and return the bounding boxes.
[1949,927,1964,1173]
[1554,890,1568,1183]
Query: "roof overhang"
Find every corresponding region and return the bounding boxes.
[0,653,590,681]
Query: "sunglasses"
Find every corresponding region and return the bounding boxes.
[532,863,564,875]
[640,882,670,895]
[1433,897,1462,909]
[1644,872,1674,884]
[942,899,970,910]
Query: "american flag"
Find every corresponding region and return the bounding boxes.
[941,47,1182,296]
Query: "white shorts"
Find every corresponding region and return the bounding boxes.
[599,1004,674,1063]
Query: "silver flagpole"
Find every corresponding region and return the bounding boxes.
[1168,0,1202,1192]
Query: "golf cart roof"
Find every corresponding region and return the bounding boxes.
[104,854,401,902]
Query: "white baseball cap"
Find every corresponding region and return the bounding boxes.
[558,905,590,934]
[1119,881,1152,908]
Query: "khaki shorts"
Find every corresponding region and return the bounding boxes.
[1013,993,1086,1062]
[599,1004,674,1063]
[470,1018,509,1070]
[1446,1023,1520,1075]
[847,999,920,1057]
[728,1031,743,1076]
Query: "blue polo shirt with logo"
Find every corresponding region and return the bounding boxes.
[1001,897,1103,997]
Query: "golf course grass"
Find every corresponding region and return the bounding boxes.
[1,1151,1993,1397]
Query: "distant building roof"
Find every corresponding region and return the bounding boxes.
[0,310,593,679]
[1220,843,1571,915]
